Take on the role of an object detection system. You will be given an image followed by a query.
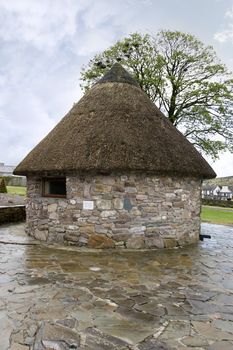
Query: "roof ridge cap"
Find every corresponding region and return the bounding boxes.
[96,63,140,87]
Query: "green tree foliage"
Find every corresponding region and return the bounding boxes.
[80,31,233,159]
[0,177,7,193]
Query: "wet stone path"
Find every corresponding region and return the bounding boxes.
[0,223,233,349]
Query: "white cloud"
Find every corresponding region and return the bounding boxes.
[208,151,233,178]
[0,0,131,165]
[214,5,233,43]
[226,5,233,19]
[0,0,135,54]
[72,28,119,56]
[70,0,141,56]
[0,0,87,51]
[214,25,233,43]
[0,89,55,164]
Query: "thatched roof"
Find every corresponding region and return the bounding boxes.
[14,63,216,179]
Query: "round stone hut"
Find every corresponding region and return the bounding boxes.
[14,63,216,249]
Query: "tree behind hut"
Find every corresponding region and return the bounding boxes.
[0,177,7,193]
[80,31,233,159]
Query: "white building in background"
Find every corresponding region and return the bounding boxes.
[202,184,233,200]
[219,186,233,200]
[213,186,221,196]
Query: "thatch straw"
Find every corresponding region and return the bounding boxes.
[14,64,216,179]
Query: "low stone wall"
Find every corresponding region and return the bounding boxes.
[3,176,26,187]
[0,205,26,225]
[26,174,202,249]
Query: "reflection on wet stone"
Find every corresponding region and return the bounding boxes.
[1,222,233,349]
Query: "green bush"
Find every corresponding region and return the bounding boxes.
[202,198,233,208]
[2,176,12,186]
[0,177,7,193]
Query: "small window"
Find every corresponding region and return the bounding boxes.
[42,178,66,198]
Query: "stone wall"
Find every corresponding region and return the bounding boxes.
[26,174,202,248]
[0,205,26,225]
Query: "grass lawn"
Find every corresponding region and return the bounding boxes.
[201,205,233,225]
[6,186,26,196]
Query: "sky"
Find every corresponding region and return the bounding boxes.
[0,0,232,177]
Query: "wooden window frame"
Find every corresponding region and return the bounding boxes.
[42,177,66,198]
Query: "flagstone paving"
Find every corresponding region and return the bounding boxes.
[0,222,233,349]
